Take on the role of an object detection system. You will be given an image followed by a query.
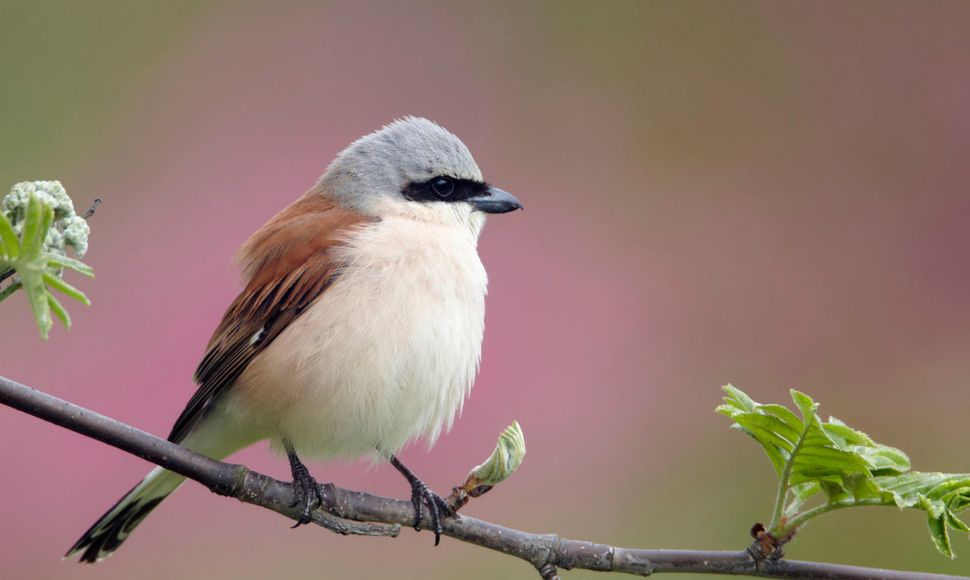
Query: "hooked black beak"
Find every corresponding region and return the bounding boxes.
[469,186,523,214]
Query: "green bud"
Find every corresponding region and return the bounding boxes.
[471,421,526,487]
[2,181,91,257]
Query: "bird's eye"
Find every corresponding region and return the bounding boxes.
[430,177,455,198]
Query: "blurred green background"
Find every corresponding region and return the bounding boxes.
[2,1,970,578]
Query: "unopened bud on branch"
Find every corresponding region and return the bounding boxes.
[453,420,526,507]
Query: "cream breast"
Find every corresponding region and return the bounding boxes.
[229,214,488,459]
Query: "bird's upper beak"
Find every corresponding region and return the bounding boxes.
[468,186,523,214]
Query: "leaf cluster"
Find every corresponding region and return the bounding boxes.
[718,385,970,557]
[0,193,94,338]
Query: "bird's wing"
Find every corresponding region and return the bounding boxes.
[167,193,373,443]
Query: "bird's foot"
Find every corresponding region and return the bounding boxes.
[286,443,323,528]
[408,478,453,545]
[389,455,453,546]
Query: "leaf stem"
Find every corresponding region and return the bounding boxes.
[786,498,893,531]
[768,420,812,533]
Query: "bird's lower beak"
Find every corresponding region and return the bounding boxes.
[469,186,523,214]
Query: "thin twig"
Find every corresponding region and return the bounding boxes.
[768,418,811,534]
[0,375,965,580]
[80,197,102,219]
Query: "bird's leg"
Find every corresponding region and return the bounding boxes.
[389,455,453,546]
[285,440,323,528]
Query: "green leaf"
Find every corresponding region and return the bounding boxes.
[947,510,970,533]
[43,271,90,305]
[47,293,71,329]
[45,254,94,277]
[0,212,19,259]
[23,273,51,339]
[722,384,758,412]
[928,513,954,559]
[718,387,872,499]
[38,200,54,249]
[719,385,970,557]
[20,194,49,259]
[790,389,817,421]
[786,481,821,516]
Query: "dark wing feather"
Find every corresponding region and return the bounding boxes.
[167,194,372,443]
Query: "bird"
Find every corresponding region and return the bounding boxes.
[66,116,522,562]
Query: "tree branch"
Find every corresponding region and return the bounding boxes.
[0,375,965,580]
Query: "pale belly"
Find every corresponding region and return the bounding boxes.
[227,218,487,460]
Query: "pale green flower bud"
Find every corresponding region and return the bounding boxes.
[446,421,527,512]
[44,227,66,253]
[2,181,91,257]
[4,180,73,218]
[470,421,526,488]
[61,215,90,257]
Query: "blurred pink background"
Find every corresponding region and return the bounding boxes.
[2,1,970,578]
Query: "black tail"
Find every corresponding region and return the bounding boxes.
[66,466,183,563]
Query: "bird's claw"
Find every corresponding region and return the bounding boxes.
[409,480,453,546]
[288,461,323,528]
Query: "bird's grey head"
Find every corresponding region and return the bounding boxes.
[317,117,520,222]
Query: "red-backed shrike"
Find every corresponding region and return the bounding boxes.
[68,117,522,562]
